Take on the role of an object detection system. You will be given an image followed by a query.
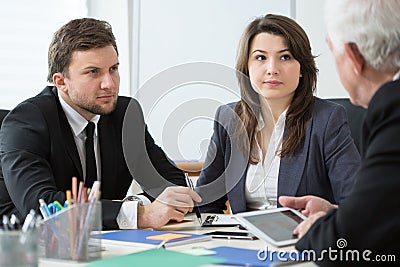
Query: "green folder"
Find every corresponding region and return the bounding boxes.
[85,248,223,267]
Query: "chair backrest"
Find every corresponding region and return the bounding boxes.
[326,98,366,153]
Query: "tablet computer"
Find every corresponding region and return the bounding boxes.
[235,207,306,247]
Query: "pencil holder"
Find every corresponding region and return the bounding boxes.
[38,202,102,262]
[0,229,38,267]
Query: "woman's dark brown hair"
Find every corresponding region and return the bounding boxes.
[235,14,317,164]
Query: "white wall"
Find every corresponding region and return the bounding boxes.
[132,0,293,161]
[295,0,347,98]
[1,0,347,162]
[87,0,131,96]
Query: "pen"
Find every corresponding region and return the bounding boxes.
[184,173,202,225]
[20,209,38,243]
[77,181,84,204]
[66,190,72,207]
[21,209,36,233]
[39,199,51,219]
[2,215,10,231]
[72,176,78,205]
[53,200,64,211]
[10,214,20,230]
[157,239,168,249]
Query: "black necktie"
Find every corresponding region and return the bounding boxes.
[85,122,97,188]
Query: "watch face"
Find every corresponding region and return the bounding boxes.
[126,196,136,201]
[125,196,143,205]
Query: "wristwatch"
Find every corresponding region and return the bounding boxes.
[122,195,144,205]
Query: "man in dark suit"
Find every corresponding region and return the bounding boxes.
[279,0,400,265]
[0,18,200,230]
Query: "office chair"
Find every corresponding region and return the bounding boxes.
[326,98,366,153]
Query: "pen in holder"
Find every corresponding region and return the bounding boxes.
[38,201,102,262]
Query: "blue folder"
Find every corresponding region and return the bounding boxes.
[208,246,305,266]
[93,229,211,247]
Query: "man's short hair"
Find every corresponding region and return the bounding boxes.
[47,18,118,82]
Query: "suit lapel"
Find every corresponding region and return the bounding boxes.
[52,88,84,179]
[225,125,249,213]
[278,120,312,197]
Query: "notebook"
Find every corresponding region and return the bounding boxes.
[93,229,211,248]
[85,248,223,267]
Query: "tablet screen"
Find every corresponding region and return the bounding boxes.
[244,210,303,242]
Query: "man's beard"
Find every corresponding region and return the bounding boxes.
[78,98,118,115]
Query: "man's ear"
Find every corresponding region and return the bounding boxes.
[53,73,67,92]
[344,43,365,75]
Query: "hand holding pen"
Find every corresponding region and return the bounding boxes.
[184,173,203,225]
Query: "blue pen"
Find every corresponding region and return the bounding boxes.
[47,203,57,215]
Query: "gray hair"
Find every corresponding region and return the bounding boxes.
[325,0,400,72]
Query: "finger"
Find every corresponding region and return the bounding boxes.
[169,188,202,206]
[279,196,310,210]
[167,186,202,203]
[301,209,310,217]
[168,209,186,222]
[170,193,195,208]
[293,223,301,235]
[279,196,299,208]
[157,187,192,206]
[294,221,307,239]
[188,189,202,203]
[172,205,191,215]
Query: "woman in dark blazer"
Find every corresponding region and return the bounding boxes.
[196,14,360,213]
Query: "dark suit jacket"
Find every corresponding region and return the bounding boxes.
[196,98,360,213]
[0,86,185,229]
[296,81,400,265]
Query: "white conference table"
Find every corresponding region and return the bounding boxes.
[39,213,315,267]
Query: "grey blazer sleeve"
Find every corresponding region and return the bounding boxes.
[320,102,360,203]
[196,105,229,213]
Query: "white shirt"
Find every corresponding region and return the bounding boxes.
[245,108,287,210]
[393,69,400,81]
[58,95,101,182]
[59,95,149,229]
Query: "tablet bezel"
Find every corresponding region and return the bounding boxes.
[235,207,306,247]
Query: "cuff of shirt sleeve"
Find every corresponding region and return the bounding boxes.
[116,201,139,229]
